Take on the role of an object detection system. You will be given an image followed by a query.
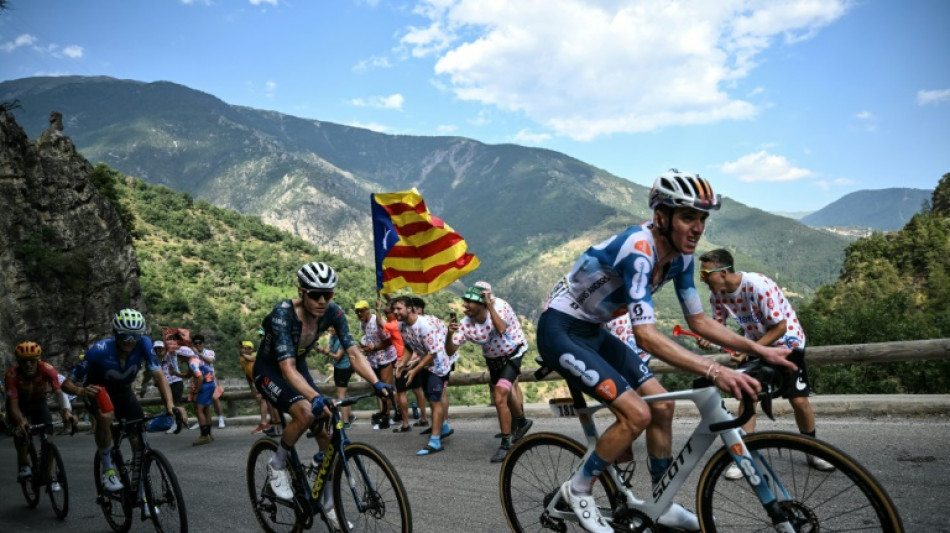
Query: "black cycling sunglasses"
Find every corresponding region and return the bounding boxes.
[305,290,334,301]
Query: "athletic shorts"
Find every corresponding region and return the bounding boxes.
[85,385,144,422]
[11,401,54,435]
[254,364,317,414]
[537,308,653,404]
[169,381,185,405]
[394,371,410,393]
[373,362,392,381]
[487,355,523,386]
[742,350,812,399]
[419,368,447,403]
[195,381,216,407]
[333,366,354,388]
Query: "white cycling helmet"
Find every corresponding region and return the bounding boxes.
[113,308,147,335]
[297,261,337,290]
[648,169,721,212]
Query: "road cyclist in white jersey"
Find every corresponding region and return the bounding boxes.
[536,169,796,533]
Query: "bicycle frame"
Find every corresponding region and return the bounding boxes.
[283,393,379,519]
[544,384,788,526]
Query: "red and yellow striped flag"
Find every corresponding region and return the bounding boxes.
[371,189,480,295]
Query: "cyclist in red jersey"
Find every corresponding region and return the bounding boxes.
[5,342,74,485]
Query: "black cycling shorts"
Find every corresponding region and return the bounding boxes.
[85,385,144,422]
[487,355,523,386]
[537,308,653,404]
[254,363,318,414]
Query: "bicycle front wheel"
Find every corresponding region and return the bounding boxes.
[46,443,69,519]
[93,448,133,533]
[500,432,620,533]
[144,449,188,533]
[332,442,412,533]
[246,438,305,533]
[697,431,904,532]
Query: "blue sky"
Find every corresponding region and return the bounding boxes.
[1,0,948,212]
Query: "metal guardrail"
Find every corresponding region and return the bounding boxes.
[132,338,949,416]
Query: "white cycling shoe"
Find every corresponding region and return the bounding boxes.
[324,506,354,532]
[808,455,835,471]
[724,462,743,480]
[559,481,612,533]
[101,468,124,492]
[656,502,700,532]
[266,464,294,501]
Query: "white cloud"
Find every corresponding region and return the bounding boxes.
[353,56,393,72]
[399,0,851,141]
[512,129,551,144]
[62,45,84,59]
[917,89,950,106]
[2,34,38,53]
[350,94,405,110]
[720,151,812,182]
[265,80,277,99]
[854,110,873,120]
[346,121,391,133]
[2,33,84,60]
[249,0,278,6]
[437,124,458,134]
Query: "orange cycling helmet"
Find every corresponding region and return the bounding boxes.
[15,341,43,359]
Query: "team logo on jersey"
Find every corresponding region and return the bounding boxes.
[595,379,617,401]
[634,240,651,257]
[558,353,600,387]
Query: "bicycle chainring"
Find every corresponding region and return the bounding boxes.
[610,507,658,532]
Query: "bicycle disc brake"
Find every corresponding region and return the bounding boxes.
[780,500,818,533]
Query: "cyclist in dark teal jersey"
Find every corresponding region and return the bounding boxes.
[253,261,392,530]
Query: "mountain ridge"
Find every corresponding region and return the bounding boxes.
[1,75,850,317]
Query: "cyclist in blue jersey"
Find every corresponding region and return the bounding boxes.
[253,261,392,529]
[537,170,796,533]
[63,309,178,493]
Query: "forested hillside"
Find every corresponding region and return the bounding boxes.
[798,173,950,393]
[94,163,545,403]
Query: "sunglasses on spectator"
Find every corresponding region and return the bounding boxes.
[699,265,731,282]
[305,290,334,301]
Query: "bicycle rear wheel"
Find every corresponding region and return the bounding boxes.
[697,431,904,532]
[46,443,69,519]
[246,438,306,533]
[500,432,620,533]
[144,449,188,532]
[332,442,412,533]
[94,448,133,533]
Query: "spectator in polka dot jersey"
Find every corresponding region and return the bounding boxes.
[695,248,834,476]
[445,281,533,463]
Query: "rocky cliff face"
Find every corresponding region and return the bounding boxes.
[0,109,142,371]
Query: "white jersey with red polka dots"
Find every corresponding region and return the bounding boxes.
[452,297,528,360]
[602,314,652,363]
[359,314,398,367]
[401,314,452,377]
[709,272,805,349]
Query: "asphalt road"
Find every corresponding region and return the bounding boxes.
[1,412,948,533]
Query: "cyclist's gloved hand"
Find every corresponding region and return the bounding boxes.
[311,395,330,417]
[373,381,395,398]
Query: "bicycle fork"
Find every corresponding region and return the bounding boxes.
[719,430,796,532]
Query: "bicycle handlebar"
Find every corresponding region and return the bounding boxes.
[708,348,805,432]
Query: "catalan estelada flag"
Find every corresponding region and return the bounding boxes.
[371,189,480,294]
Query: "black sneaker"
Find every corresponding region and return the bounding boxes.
[512,419,534,442]
[490,446,510,463]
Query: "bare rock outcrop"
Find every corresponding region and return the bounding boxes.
[0,110,142,370]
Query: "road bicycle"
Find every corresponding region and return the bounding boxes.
[246,392,412,532]
[93,411,188,532]
[500,351,904,532]
[17,420,74,519]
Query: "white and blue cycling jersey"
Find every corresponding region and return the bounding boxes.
[546,221,705,326]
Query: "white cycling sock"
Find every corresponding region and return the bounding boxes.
[99,447,115,470]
